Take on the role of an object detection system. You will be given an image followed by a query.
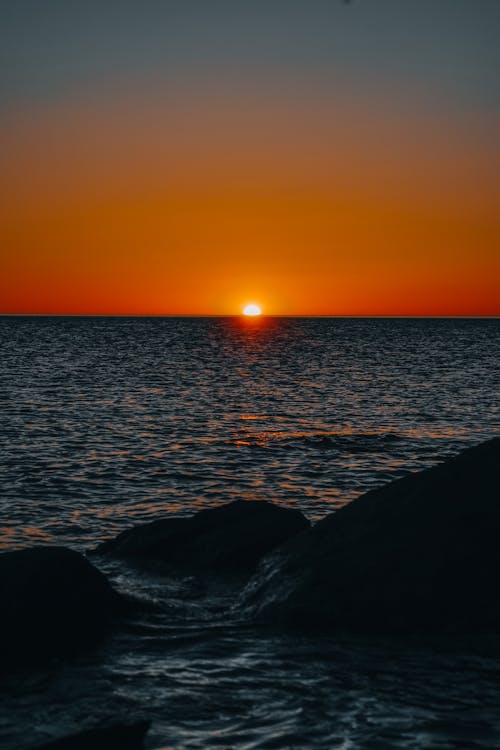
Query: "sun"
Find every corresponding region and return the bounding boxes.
[243,303,262,316]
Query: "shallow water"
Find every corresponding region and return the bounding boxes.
[1,316,499,749]
[2,562,500,750]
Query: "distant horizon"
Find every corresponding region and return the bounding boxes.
[2,313,498,320]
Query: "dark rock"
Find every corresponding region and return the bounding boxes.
[96,500,310,574]
[238,438,500,633]
[34,720,150,749]
[0,546,130,671]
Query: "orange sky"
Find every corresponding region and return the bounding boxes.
[1,81,499,315]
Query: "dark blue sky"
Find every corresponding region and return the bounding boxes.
[1,0,499,110]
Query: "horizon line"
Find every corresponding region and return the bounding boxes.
[1,314,499,320]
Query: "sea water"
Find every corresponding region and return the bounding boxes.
[1,316,499,749]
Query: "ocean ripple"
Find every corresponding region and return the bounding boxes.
[0,316,499,749]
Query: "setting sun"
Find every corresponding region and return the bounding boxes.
[243,304,262,316]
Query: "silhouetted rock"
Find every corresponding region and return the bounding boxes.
[238,438,500,633]
[0,546,130,671]
[96,500,310,574]
[35,720,150,749]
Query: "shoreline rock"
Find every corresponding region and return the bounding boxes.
[0,546,131,672]
[34,720,150,749]
[237,437,500,633]
[95,499,310,575]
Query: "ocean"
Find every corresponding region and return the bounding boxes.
[1,316,499,749]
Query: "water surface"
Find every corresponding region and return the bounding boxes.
[1,316,498,549]
[1,316,499,750]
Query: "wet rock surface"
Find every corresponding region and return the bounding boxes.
[0,546,130,672]
[238,438,500,633]
[96,499,310,575]
[34,720,150,749]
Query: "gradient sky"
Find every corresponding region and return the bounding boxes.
[1,0,499,315]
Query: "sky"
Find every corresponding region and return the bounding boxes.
[1,0,499,315]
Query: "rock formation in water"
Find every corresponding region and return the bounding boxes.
[96,499,310,574]
[237,438,500,633]
[35,720,150,749]
[0,546,130,671]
